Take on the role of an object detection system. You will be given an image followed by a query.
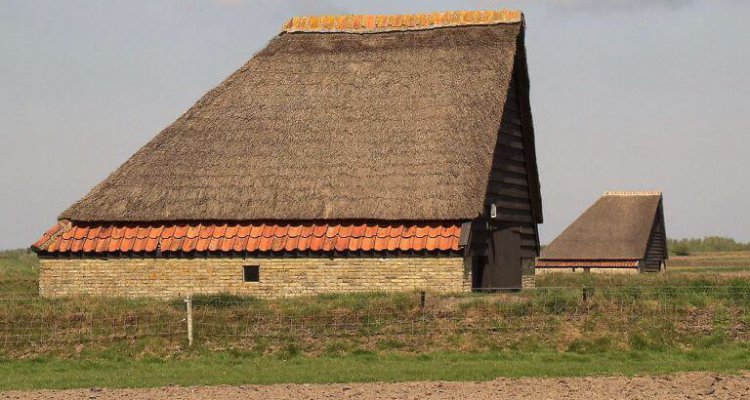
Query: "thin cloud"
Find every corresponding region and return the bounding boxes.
[548,0,695,11]
[470,0,695,12]
[214,0,242,6]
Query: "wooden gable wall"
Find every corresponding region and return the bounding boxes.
[643,202,668,272]
[467,68,540,262]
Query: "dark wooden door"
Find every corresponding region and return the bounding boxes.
[485,227,522,289]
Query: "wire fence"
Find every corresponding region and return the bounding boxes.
[1,285,749,356]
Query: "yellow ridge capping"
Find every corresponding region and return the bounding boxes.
[603,191,663,197]
[282,10,523,33]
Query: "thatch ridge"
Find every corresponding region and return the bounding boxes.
[282,10,523,34]
[539,192,663,260]
[61,22,524,222]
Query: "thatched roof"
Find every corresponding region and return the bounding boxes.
[539,192,664,260]
[60,10,532,223]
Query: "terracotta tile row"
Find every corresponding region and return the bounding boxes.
[33,221,462,254]
[535,259,639,268]
[283,10,522,33]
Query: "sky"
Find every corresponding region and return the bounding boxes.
[1,0,749,250]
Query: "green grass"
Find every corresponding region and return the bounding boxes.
[672,265,750,274]
[2,348,749,390]
[2,249,750,389]
[0,249,39,295]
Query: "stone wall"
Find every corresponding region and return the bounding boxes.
[535,267,639,275]
[39,256,470,299]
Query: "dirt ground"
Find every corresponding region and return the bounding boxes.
[3,372,750,400]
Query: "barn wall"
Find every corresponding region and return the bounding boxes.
[38,257,470,299]
[470,73,538,261]
[536,267,639,275]
[643,208,667,272]
[466,69,540,290]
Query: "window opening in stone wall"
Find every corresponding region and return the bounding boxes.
[243,265,260,282]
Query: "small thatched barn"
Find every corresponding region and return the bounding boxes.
[536,192,667,274]
[32,10,543,298]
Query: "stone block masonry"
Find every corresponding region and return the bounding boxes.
[39,257,471,299]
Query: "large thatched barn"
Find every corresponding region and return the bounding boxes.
[31,10,543,298]
[536,192,667,274]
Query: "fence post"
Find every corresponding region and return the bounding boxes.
[185,296,193,347]
[582,287,593,302]
[419,291,426,312]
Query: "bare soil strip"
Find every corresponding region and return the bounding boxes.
[2,372,749,400]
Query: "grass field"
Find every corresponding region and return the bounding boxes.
[1,249,749,390]
[4,348,750,390]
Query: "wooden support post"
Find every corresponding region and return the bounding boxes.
[583,287,593,302]
[419,291,426,312]
[185,296,193,347]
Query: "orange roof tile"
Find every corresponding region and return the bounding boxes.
[207,236,222,252]
[285,236,299,252]
[32,222,462,255]
[352,224,366,237]
[425,235,440,251]
[287,225,302,238]
[220,236,235,252]
[348,236,362,252]
[98,226,112,239]
[145,237,159,252]
[360,236,374,252]
[213,224,227,239]
[123,226,138,239]
[389,225,403,238]
[338,225,353,238]
[233,235,249,252]
[322,236,335,252]
[91,237,106,252]
[297,235,311,251]
[249,225,263,238]
[335,236,350,252]
[259,235,274,251]
[195,237,209,252]
[83,237,97,253]
[412,235,427,251]
[148,225,164,239]
[274,224,289,238]
[261,224,275,238]
[236,225,251,238]
[246,236,260,252]
[73,226,89,240]
[158,237,172,252]
[308,235,324,251]
[120,236,135,252]
[160,225,175,239]
[283,10,522,33]
[136,226,149,239]
[300,225,314,238]
[415,226,429,238]
[225,224,238,239]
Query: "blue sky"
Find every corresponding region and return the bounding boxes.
[1,0,749,249]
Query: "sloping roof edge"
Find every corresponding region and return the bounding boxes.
[512,27,543,223]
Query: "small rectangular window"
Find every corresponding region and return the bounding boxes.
[243,265,260,282]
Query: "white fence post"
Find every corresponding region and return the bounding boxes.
[185,296,193,347]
